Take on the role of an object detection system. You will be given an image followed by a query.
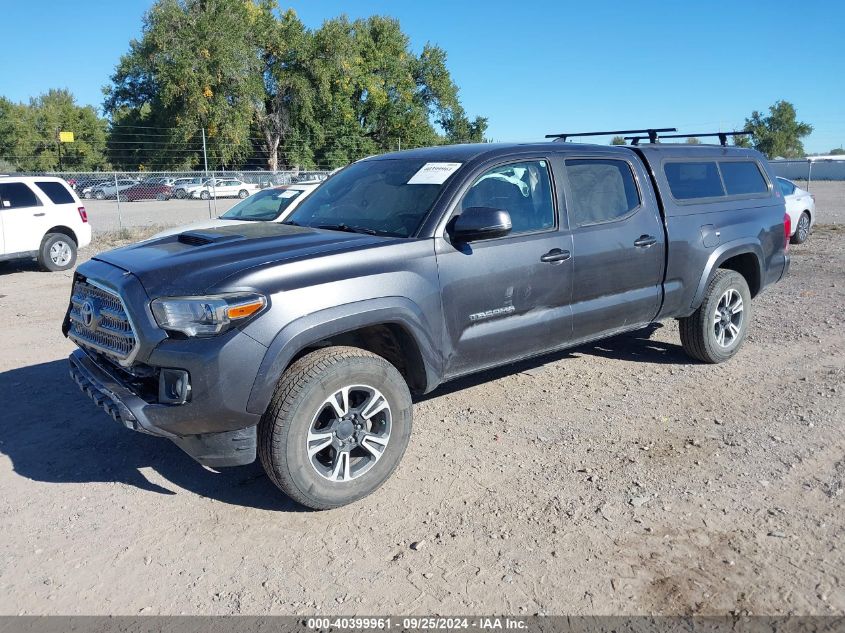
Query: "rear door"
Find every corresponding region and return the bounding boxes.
[0,181,47,254]
[436,157,574,376]
[34,180,80,231]
[562,155,665,341]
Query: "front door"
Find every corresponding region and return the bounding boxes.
[562,156,665,341]
[436,158,574,377]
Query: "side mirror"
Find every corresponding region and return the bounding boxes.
[450,207,512,242]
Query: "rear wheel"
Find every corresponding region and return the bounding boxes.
[679,269,751,363]
[238,189,249,199]
[790,211,811,244]
[38,233,77,272]
[259,346,412,510]
[200,190,210,200]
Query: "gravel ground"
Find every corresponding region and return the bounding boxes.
[0,222,842,616]
[82,198,240,233]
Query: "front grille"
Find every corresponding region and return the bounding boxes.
[67,280,137,363]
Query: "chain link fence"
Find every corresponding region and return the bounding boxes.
[768,159,845,185]
[9,170,331,233]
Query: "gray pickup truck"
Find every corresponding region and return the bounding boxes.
[63,139,790,509]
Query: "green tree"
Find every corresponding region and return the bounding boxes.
[610,136,626,145]
[105,0,267,169]
[104,3,486,170]
[742,101,813,159]
[0,90,108,171]
[829,147,845,155]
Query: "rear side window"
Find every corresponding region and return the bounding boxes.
[778,178,795,196]
[565,158,640,225]
[35,181,75,204]
[0,182,42,209]
[719,161,768,195]
[664,161,724,200]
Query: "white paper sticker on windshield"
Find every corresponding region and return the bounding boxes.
[278,190,299,198]
[407,162,462,185]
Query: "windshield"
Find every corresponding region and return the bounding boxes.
[284,158,460,237]
[220,187,306,221]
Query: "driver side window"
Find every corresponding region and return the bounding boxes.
[461,160,555,234]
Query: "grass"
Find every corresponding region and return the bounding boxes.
[87,225,167,252]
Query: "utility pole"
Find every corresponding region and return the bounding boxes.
[201,127,213,218]
[56,128,63,171]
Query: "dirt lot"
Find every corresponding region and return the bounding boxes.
[0,219,843,615]
[83,198,240,233]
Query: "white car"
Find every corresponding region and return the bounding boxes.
[92,178,139,200]
[0,176,92,271]
[777,177,816,244]
[153,184,318,238]
[186,178,259,200]
[172,177,207,199]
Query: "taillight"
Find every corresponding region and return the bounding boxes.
[783,213,790,252]
[78,206,88,223]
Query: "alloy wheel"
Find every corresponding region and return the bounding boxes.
[713,288,743,347]
[306,384,392,483]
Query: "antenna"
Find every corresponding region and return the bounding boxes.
[545,128,677,143]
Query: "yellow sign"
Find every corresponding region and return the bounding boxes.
[59,131,74,143]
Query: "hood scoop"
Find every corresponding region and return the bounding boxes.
[177,230,243,246]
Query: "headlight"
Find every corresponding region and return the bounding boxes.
[151,293,267,337]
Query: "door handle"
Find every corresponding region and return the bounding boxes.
[33,212,46,217]
[634,235,657,248]
[540,248,571,263]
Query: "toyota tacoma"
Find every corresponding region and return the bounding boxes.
[63,137,790,509]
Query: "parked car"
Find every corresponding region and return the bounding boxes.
[152,184,319,238]
[172,177,206,199]
[122,180,174,201]
[80,179,115,199]
[185,178,258,200]
[777,177,815,244]
[0,176,91,271]
[92,179,139,200]
[64,141,789,509]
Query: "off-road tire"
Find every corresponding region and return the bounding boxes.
[38,233,77,272]
[259,346,412,510]
[790,211,811,244]
[679,269,752,363]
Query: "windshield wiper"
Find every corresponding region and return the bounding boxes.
[316,223,396,237]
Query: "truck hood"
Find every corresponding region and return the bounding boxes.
[94,222,387,296]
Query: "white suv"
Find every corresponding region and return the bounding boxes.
[0,176,92,271]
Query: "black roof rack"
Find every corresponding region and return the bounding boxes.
[625,130,755,146]
[545,128,676,144]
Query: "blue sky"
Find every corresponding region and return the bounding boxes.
[1,0,843,152]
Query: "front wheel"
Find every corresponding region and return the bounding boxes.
[200,190,210,200]
[679,269,752,363]
[38,233,77,272]
[790,211,811,244]
[259,346,413,510]
[94,190,105,200]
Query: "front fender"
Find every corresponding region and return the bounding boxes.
[690,239,764,310]
[246,297,443,415]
